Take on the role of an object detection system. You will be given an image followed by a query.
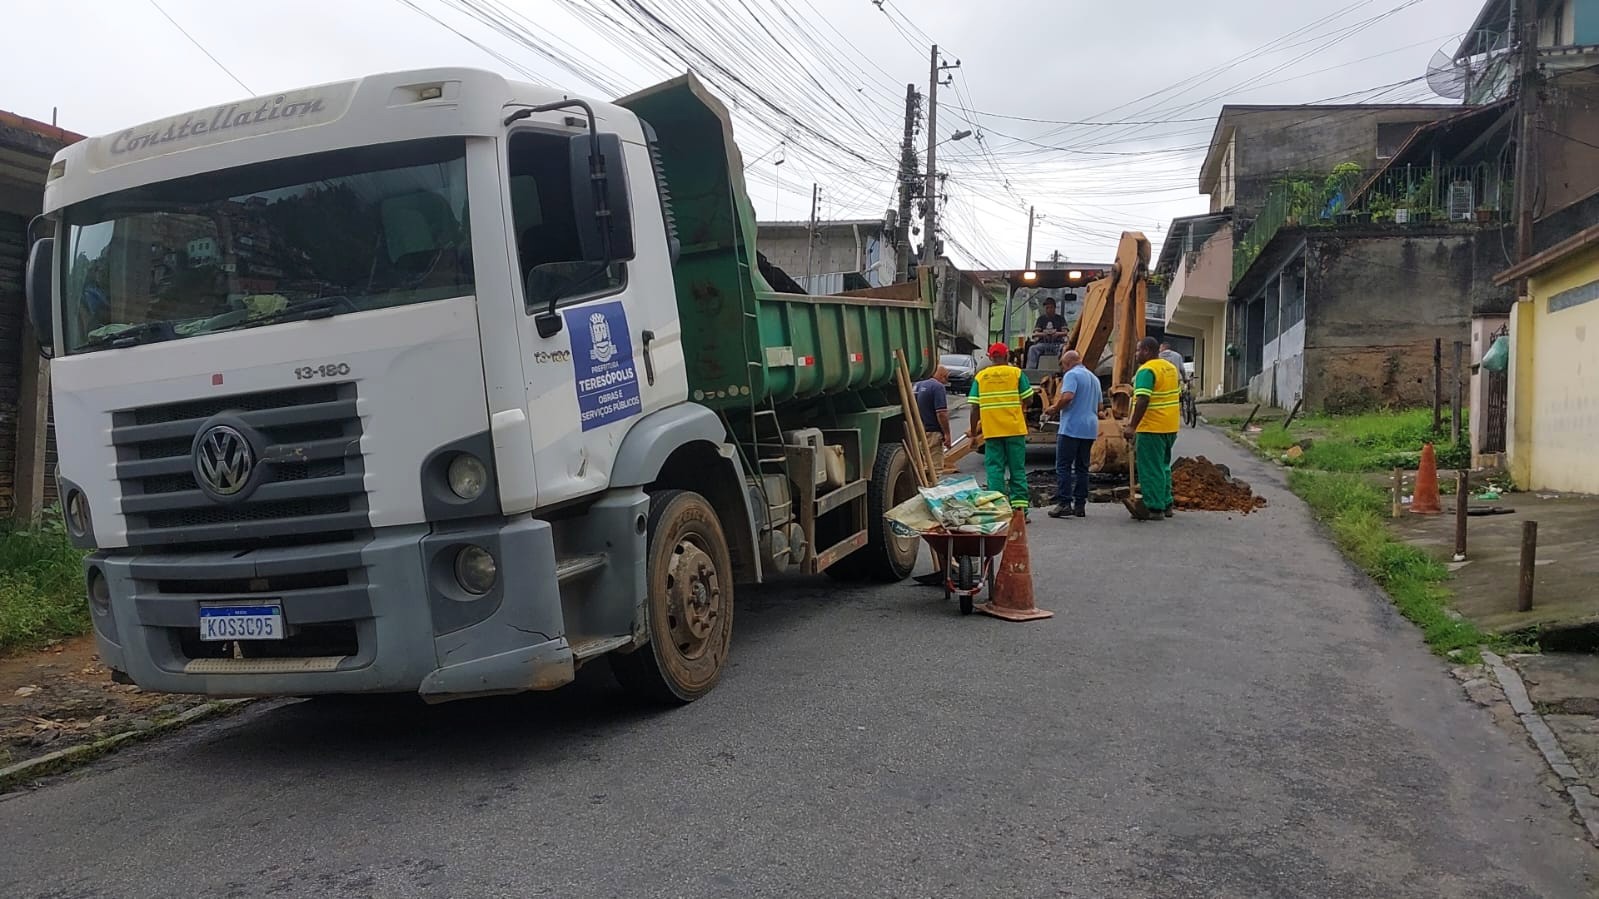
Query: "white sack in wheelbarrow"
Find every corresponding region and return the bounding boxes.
[885,476,1011,537]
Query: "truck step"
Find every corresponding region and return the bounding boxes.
[567,634,634,661]
[555,554,607,583]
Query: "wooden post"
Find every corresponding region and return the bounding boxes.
[1451,339,1464,447]
[1432,337,1443,434]
[1392,467,1403,519]
[1282,396,1304,429]
[1517,520,1538,612]
[1240,403,1261,432]
[1452,469,1468,561]
[11,329,50,528]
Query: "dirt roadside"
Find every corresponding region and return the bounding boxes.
[0,635,209,770]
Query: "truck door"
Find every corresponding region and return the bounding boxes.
[505,127,687,507]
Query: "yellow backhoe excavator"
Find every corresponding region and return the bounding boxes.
[1014,230,1152,474]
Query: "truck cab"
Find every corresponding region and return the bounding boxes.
[27,69,929,705]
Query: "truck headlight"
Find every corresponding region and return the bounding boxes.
[65,490,92,538]
[453,546,498,595]
[447,454,488,500]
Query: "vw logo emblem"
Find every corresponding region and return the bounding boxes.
[193,424,256,498]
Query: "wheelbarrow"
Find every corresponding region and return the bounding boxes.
[917,528,1010,615]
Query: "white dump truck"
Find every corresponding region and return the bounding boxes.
[25,69,934,705]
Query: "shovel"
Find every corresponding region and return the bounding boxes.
[1123,432,1154,521]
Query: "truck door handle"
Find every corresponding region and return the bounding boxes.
[641,330,657,386]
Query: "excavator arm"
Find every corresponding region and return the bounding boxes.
[1064,231,1151,415]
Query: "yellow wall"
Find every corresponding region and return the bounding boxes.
[1510,246,1599,494]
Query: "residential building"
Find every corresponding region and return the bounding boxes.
[1198,104,1458,217]
[757,218,892,294]
[1159,103,1459,405]
[1158,213,1231,398]
[1,109,81,523]
[1495,218,1599,494]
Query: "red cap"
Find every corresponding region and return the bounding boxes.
[988,342,1011,358]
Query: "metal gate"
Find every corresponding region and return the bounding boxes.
[1483,362,1508,454]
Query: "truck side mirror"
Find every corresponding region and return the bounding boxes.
[24,237,54,357]
[569,132,635,264]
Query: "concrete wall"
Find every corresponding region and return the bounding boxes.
[1301,232,1485,411]
[1508,246,1599,494]
[758,223,879,284]
[1223,106,1456,216]
[1540,76,1599,217]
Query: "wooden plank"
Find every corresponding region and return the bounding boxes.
[893,349,936,487]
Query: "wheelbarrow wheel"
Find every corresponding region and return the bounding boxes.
[957,556,977,615]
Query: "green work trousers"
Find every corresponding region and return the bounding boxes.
[1135,431,1177,512]
[984,435,1030,509]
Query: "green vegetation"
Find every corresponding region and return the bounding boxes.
[1287,471,1524,663]
[0,512,89,654]
[1251,408,1468,472]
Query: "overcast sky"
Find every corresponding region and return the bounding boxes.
[4,0,1479,268]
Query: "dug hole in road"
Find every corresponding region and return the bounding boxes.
[0,426,1593,897]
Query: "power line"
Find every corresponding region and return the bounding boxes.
[146,0,252,95]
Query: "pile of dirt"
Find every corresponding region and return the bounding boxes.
[1172,456,1267,514]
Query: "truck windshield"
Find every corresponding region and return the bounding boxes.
[61,137,472,354]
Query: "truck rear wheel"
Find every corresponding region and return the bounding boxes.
[609,490,734,704]
[827,442,920,582]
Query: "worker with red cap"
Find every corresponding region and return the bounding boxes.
[967,342,1035,511]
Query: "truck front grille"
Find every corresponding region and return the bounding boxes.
[112,383,367,547]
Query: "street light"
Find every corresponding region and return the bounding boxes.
[937,130,973,147]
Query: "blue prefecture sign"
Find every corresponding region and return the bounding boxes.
[565,301,642,432]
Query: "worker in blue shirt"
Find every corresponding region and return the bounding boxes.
[1046,349,1102,518]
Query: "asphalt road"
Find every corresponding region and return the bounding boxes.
[3,426,1594,898]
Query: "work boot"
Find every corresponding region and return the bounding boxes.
[1163,507,1174,519]
[1048,504,1070,519]
[1073,503,1087,518]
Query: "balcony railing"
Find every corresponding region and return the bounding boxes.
[1232,161,1514,289]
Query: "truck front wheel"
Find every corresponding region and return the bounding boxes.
[610,489,734,704]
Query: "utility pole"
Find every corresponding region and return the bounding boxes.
[895,83,919,282]
[1514,0,1540,265]
[921,45,959,267]
[922,45,940,268]
[805,182,820,289]
[1023,205,1035,269]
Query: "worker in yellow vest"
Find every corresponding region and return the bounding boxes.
[1123,336,1182,518]
[967,342,1035,511]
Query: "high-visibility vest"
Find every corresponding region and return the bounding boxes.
[968,364,1034,438]
[1134,359,1182,433]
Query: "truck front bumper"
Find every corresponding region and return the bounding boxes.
[85,517,577,702]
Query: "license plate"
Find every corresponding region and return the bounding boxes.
[198,604,284,641]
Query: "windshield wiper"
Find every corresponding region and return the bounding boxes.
[77,321,178,351]
[240,296,357,330]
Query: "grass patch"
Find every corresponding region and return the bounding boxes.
[1252,408,1468,472]
[1287,469,1522,663]
[0,512,89,654]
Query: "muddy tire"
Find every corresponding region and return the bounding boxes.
[840,442,921,582]
[609,490,734,704]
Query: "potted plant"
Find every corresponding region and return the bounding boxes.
[1368,194,1394,224]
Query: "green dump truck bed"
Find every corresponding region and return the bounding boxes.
[617,76,934,412]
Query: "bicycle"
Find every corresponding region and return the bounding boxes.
[1180,380,1198,428]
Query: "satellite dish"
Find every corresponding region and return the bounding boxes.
[1426,32,1513,101]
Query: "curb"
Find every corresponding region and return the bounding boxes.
[1482,650,1599,843]
[0,699,251,793]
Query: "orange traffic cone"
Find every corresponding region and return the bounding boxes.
[977,510,1054,622]
[1411,442,1442,515]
